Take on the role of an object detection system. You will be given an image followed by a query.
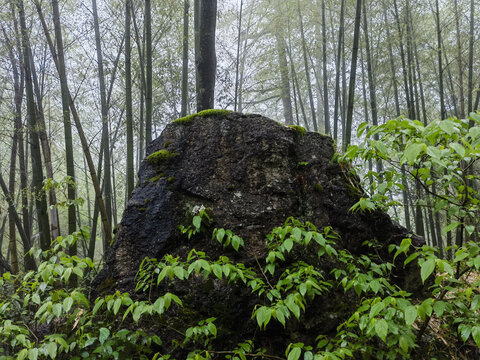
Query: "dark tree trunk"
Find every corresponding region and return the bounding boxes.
[321,0,330,135]
[51,0,76,250]
[298,1,317,131]
[435,0,446,119]
[196,0,217,111]
[19,0,51,251]
[181,0,190,117]
[344,0,363,150]
[233,0,242,112]
[145,0,152,144]
[333,0,345,141]
[125,0,134,198]
[275,30,294,125]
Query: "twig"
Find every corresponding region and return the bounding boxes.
[254,254,275,290]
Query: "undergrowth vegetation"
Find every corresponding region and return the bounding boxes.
[2,116,480,359]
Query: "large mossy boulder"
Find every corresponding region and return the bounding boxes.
[93,111,422,356]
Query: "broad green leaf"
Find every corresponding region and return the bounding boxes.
[394,238,412,262]
[63,297,73,313]
[472,326,480,347]
[403,143,426,165]
[17,349,28,360]
[465,225,475,236]
[47,342,57,359]
[459,324,472,342]
[399,335,409,353]
[439,119,454,135]
[28,348,38,360]
[433,301,446,317]
[52,303,62,318]
[193,216,201,230]
[420,258,435,283]
[442,222,461,235]
[99,327,110,345]
[216,228,225,243]
[404,305,417,326]
[374,319,388,343]
[92,299,105,316]
[287,347,301,360]
[292,228,302,242]
[369,301,385,319]
[113,298,122,315]
[449,143,466,157]
[283,238,294,253]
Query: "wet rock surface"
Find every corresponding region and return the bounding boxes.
[92,112,422,355]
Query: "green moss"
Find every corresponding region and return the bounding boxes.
[173,114,196,124]
[167,176,176,183]
[138,207,147,212]
[148,173,165,182]
[288,125,307,136]
[163,141,172,148]
[144,198,150,205]
[172,109,233,125]
[147,150,179,165]
[314,183,324,192]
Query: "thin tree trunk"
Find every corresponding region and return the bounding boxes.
[393,0,411,118]
[287,36,309,130]
[132,6,146,160]
[454,0,465,118]
[321,0,330,135]
[19,0,51,251]
[0,171,35,271]
[333,0,345,141]
[181,0,190,116]
[405,0,416,119]
[233,0,242,112]
[467,0,474,114]
[344,0,363,150]
[145,0,152,144]
[435,0,446,119]
[125,0,134,198]
[51,0,76,252]
[275,30,294,125]
[298,1,317,131]
[362,0,383,175]
[383,6,400,117]
[8,133,19,274]
[196,0,217,111]
[30,47,60,241]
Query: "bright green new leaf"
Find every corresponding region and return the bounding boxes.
[472,326,480,347]
[449,143,466,157]
[47,342,57,359]
[420,258,435,283]
[193,216,201,230]
[287,347,301,360]
[99,327,110,345]
[403,143,426,165]
[374,319,388,343]
[404,305,417,326]
[399,335,409,353]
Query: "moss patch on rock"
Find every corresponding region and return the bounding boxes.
[173,109,233,125]
[148,173,165,183]
[147,150,179,165]
[288,125,307,136]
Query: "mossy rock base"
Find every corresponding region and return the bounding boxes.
[93,111,423,359]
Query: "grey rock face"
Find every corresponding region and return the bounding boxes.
[94,112,417,296]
